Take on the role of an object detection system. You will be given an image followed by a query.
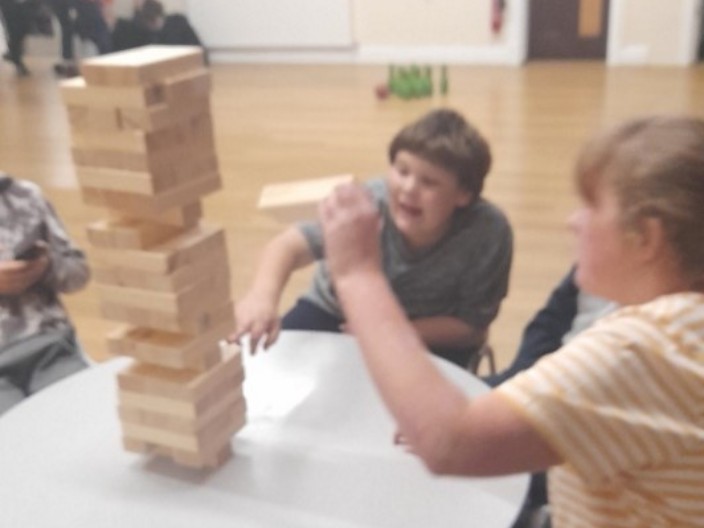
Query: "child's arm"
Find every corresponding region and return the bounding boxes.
[410,316,486,350]
[233,226,315,352]
[321,184,561,476]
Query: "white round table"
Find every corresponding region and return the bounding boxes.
[0,331,528,527]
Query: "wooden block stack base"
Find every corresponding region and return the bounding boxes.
[63,45,245,469]
[118,345,246,469]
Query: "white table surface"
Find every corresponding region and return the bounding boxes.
[0,331,528,528]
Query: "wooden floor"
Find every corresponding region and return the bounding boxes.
[2,57,704,371]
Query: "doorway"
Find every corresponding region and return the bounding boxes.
[528,0,610,60]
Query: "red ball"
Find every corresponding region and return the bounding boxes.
[375,83,390,100]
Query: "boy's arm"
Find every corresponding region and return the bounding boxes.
[233,226,315,351]
[410,316,486,350]
[321,184,561,476]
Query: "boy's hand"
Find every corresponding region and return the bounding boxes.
[230,292,281,354]
[0,244,50,295]
[319,183,382,282]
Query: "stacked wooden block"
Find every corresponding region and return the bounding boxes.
[61,45,246,469]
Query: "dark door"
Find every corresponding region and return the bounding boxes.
[528,0,610,59]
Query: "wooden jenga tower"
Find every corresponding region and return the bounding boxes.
[61,45,246,469]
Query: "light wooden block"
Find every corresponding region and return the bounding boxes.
[77,156,218,196]
[258,174,356,223]
[100,292,231,335]
[119,387,245,433]
[81,45,204,87]
[86,219,183,250]
[71,130,147,156]
[120,405,244,453]
[90,224,225,275]
[93,245,228,292]
[118,347,244,416]
[60,76,165,109]
[119,98,210,133]
[96,265,230,318]
[106,307,233,370]
[108,202,202,228]
[164,69,211,105]
[117,348,242,402]
[71,111,214,155]
[123,437,233,469]
[66,106,121,134]
[81,170,221,216]
[76,166,157,195]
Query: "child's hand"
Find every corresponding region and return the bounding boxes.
[319,183,382,282]
[0,246,50,295]
[230,292,281,354]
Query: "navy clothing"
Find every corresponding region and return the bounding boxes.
[483,268,578,387]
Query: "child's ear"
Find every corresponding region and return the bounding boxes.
[631,217,667,263]
[455,190,474,208]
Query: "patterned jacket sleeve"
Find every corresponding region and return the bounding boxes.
[39,194,90,294]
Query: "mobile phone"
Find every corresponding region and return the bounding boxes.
[12,224,46,260]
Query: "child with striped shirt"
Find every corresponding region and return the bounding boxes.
[319,116,704,527]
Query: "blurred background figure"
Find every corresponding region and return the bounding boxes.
[112,0,206,61]
[0,0,33,76]
[50,0,112,77]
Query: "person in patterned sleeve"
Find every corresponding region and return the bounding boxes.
[0,173,90,415]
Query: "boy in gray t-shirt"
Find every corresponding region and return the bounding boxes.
[232,109,513,367]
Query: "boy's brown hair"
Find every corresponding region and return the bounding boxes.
[576,115,704,281]
[388,109,492,197]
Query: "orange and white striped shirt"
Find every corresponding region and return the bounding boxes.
[498,292,704,527]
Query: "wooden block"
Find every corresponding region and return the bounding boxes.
[106,320,231,371]
[76,166,157,195]
[172,442,233,469]
[81,170,221,216]
[119,98,210,133]
[77,155,218,197]
[100,287,231,335]
[81,45,204,87]
[71,131,148,157]
[66,106,121,134]
[60,76,165,109]
[164,69,211,106]
[93,245,228,292]
[118,347,244,416]
[109,202,202,228]
[90,224,225,275]
[258,174,356,222]
[117,359,242,404]
[86,219,183,250]
[97,265,230,318]
[71,111,214,155]
[119,390,245,434]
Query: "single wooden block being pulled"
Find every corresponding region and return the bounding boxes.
[258,174,355,223]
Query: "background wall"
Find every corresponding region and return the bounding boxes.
[609,0,700,65]
[21,0,703,66]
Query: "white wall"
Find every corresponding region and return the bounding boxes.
[23,0,701,66]
[608,0,701,65]
[353,0,527,64]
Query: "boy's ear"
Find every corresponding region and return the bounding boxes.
[455,190,474,208]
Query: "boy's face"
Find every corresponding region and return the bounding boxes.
[387,150,473,250]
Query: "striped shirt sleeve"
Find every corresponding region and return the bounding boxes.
[497,307,704,487]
